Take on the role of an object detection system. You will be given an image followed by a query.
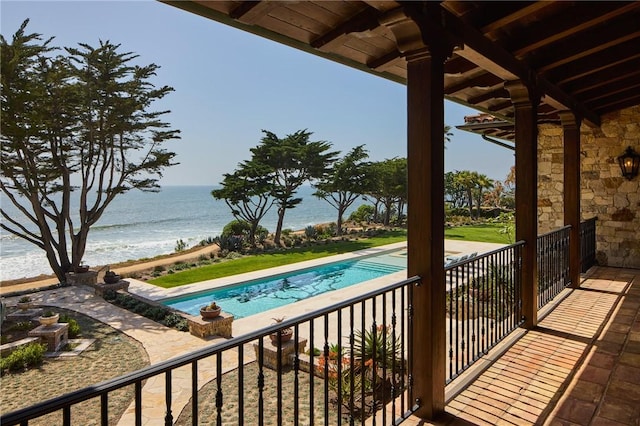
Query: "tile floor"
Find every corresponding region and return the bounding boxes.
[402,266,640,425]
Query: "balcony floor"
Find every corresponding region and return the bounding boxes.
[404,266,640,426]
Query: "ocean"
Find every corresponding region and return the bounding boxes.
[0,185,362,281]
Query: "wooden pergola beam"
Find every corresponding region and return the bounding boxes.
[439,8,601,126]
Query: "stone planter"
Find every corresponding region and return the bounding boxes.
[200,307,222,319]
[104,273,121,284]
[38,313,59,327]
[269,329,293,346]
[17,302,32,311]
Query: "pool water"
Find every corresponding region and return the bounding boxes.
[162,251,406,319]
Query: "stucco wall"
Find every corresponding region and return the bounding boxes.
[538,104,640,269]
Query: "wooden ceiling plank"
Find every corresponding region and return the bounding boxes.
[311,6,380,48]
[578,76,640,104]
[512,2,640,57]
[453,46,519,80]
[585,83,640,106]
[445,71,502,95]
[565,63,640,95]
[232,1,280,24]
[467,86,510,104]
[444,55,479,76]
[598,95,640,115]
[535,31,640,73]
[367,49,401,70]
[549,49,640,85]
[595,93,640,114]
[480,2,561,37]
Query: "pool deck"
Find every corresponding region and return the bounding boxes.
[0,239,505,425]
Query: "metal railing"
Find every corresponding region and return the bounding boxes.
[537,225,571,308]
[1,277,419,426]
[444,242,524,383]
[580,217,597,272]
[6,224,595,424]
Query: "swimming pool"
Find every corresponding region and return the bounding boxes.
[161,250,406,319]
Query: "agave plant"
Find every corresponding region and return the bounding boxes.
[353,324,403,370]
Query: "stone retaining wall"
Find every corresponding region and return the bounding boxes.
[537,104,640,268]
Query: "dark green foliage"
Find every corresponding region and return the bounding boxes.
[0,20,180,282]
[250,129,339,245]
[1,342,47,374]
[162,313,189,331]
[59,314,81,338]
[214,235,244,253]
[313,145,370,235]
[106,293,187,332]
[222,219,252,237]
[348,204,375,223]
[199,236,217,246]
[304,225,317,239]
[175,239,188,252]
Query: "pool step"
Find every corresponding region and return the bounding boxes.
[356,261,405,274]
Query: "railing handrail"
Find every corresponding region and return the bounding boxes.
[1,275,422,424]
[537,225,572,240]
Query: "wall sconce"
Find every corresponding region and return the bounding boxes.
[617,146,640,180]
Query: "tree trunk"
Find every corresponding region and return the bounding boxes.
[336,206,345,236]
[274,205,286,246]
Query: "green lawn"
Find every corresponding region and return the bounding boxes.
[149,223,512,288]
[150,230,408,288]
[444,222,512,244]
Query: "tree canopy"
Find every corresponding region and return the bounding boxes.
[313,145,370,234]
[250,129,338,245]
[0,20,180,281]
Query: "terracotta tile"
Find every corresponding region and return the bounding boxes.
[515,394,551,410]
[579,365,612,385]
[597,341,624,356]
[601,331,628,345]
[590,416,629,426]
[546,419,581,426]
[606,380,640,402]
[456,408,497,426]
[507,403,544,423]
[612,364,640,385]
[554,397,597,424]
[590,352,617,369]
[598,396,640,424]
[623,341,640,355]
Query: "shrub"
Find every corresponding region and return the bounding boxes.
[304,225,318,240]
[10,321,35,332]
[1,342,47,374]
[353,325,403,370]
[222,219,251,237]
[59,314,81,338]
[349,204,374,223]
[175,239,188,252]
[199,236,216,246]
[162,313,189,331]
[214,235,244,252]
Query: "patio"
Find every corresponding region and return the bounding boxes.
[402,266,640,425]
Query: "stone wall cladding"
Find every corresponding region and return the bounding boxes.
[537,105,640,269]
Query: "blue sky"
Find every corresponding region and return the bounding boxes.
[1,0,514,186]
